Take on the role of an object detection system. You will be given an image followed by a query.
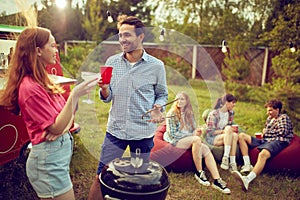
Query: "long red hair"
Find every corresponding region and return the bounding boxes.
[0,27,64,114]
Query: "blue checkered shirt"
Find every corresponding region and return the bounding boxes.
[99,51,168,140]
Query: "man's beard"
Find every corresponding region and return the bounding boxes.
[121,42,137,53]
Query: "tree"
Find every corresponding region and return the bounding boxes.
[259,1,300,50]
[38,0,85,43]
[82,0,105,42]
[262,49,300,132]
[150,0,274,46]
[258,1,300,131]
[82,0,153,42]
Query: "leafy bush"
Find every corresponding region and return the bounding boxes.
[164,56,191,84]
[222,38,251,82]
[225,81,271,104]
[60,43,96,78]
[264,49,300,132]
[224,45,300,132]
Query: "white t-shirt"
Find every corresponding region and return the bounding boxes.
[218,111,229,129]
[129,62,137,66]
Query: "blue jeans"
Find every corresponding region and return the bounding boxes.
[250,137,289,157]
[26,132,73,198]
[97,132,154,174]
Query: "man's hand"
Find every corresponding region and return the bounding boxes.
[97,77,110,98]
[148,104,164,123]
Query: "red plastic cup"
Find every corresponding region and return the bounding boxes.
[255,132,263,139]
[232,125,239,133]
[100,66,113,84]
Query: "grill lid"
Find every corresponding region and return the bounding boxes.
[100,157,170,193]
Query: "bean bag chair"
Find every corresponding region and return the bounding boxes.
[201,128,243,165]
[150,123,196,172]
[150,123,242,172]
[249,134,300,174]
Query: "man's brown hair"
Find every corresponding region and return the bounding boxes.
[264,99,282,113]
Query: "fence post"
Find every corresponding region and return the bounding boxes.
[192,45,197,79]
[261,47,268,85]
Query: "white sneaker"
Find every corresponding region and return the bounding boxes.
[220,156,229,170]
[229,163,238,172]
[232,171,249,190]
[194,170,210,186]
[240,164,253,173]
[212,178,231,194]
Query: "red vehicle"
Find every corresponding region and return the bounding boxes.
[0,52,79,166]
[0,106,30,166]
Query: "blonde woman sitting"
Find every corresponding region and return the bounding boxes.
[163,92,230,194]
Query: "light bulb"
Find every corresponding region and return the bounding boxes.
[107,16,113,23]
[290,47,296,53]
[221,46,227,53]
[290,42,296,53]
[159,35,164,42]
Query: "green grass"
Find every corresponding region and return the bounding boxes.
[71,79,299,199]
[1,79,299,199]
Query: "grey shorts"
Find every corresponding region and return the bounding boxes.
[26,132,73,198]
[250,137,289,157]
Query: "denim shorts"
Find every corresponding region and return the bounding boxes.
[97,132,154,174]
[250,137,289,157]
[205,133,216,145]
[26,132,73,198]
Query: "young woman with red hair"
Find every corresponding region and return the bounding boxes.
[0,27,96,200]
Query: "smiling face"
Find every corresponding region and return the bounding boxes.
[225,100,236,111]
[118,24,144,53]
[37,34,57,65]
[176,94,187,110]
[266,106,279,119]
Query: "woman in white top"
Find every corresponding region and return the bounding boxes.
[205,94,239,172]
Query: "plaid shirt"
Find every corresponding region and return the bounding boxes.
[163,110,196,145]
[263,114,294,143]
[206,109,234,137]
[99,51,168,140]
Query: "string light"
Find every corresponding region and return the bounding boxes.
[159,28,165,42]
[221,40,227,53]
[106,11,113,23]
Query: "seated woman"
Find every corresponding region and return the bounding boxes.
[163,92,230,194]
[205,94,239,171]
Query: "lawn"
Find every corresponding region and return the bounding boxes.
[0,79,299,199]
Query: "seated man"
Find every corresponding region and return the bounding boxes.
[233,99,294,190]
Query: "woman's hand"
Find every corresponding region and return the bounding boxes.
[72,78,98,99]
[214,130,224,135]
[42,131,61,141]
[194,128,202,136]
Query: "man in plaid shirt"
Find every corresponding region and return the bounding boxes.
[233,99,294,190]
